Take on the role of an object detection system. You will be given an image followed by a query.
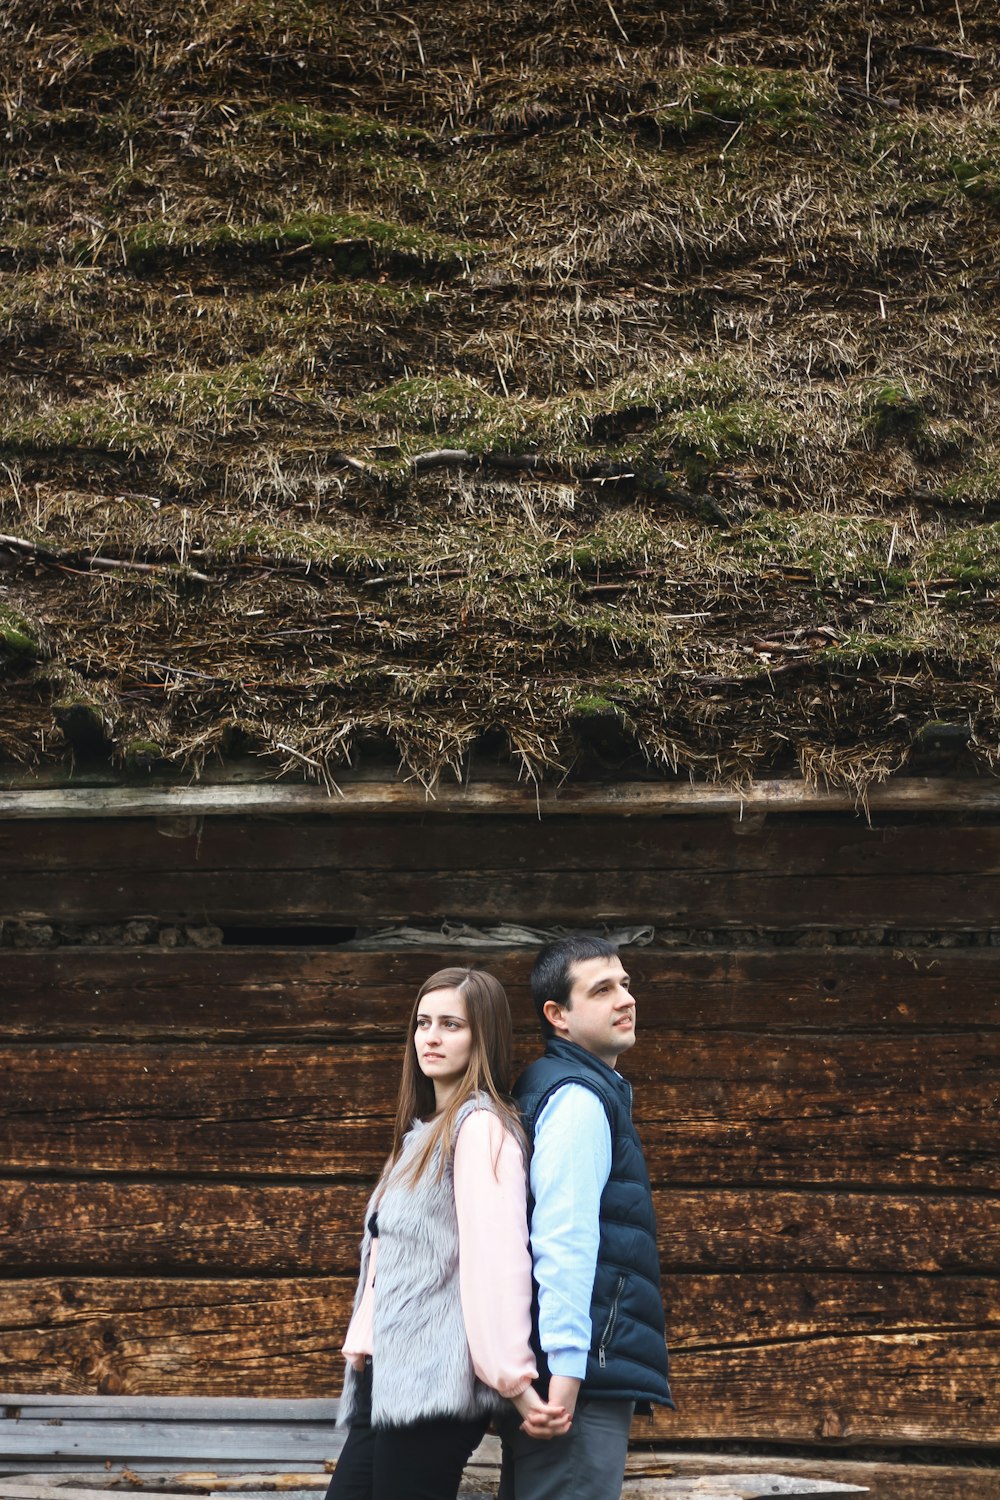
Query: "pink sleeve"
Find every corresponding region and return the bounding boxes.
[454,1109,538,1399]
[342,1237,377,1359]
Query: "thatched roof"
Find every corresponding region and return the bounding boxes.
[3,0,999,789]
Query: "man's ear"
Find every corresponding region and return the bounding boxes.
[543,999,567,1034]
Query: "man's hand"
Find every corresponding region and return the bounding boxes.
[546,1375,582,1424]
[512,1384,572,1439]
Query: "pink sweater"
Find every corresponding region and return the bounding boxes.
[342,1109,538,1399]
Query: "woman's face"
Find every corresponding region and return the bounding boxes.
[414,986,473,1091]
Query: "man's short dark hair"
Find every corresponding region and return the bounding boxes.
[530,934,620,1038]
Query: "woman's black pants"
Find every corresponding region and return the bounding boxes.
[325,1360,488,1500]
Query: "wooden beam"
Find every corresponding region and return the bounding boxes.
[2,1179,997,1278]
[0,1275,996,1444]
[3,947,997,1043]
[2,1033,996,1188]
[0,777,998,820]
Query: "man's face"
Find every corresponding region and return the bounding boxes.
[545,955,636,1067]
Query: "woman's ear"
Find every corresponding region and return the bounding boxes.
[543,999,568,1035]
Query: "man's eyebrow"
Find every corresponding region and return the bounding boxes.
[586,971,630,994]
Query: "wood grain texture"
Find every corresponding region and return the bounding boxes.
[0,1276,995,1444]
[1,777,998,820]
[0,1449,994,1500]
[2,1182,997,1277]
[2,814,999,879]
[2,866,998,927]
[2,948,997,1042]
[1,1036,994,1186]
[600,1452,1000,1500]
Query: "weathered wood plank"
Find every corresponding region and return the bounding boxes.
[0,1479,865,1498]
[0,1276,995,1444]
[0,1426,337,1462]
[2,867,999,927]
[530,1449,1000,1500]
[1,1032,995,1182]
[1,777,998,821]
[1,814,998,880]
[1,1036,994,1187]
[2,1181,996,1277]
[3,1453,993,1500]
[0,1399,338,1419]
[1,948,997,1043]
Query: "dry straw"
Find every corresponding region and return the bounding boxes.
[1,1,999,787]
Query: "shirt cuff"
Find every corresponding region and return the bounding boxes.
[497,1373,537,1399]
[547,1348,589,1379]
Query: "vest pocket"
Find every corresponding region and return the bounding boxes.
[598,1273,626,1368]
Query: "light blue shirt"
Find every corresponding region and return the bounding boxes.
[529,1082,613,1379]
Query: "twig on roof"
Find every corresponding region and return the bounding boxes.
[0,533,214,585]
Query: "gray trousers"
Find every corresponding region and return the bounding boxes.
[497,1398,635,1500]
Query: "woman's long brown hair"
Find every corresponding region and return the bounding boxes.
[385,966,525,1186]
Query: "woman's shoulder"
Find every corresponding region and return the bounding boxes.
[454,1094,522,1153]
[456,1090,514,1132]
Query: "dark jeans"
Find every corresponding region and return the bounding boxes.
[326,1359,488,1500]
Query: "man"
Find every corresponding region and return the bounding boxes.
[499,934,673,1500]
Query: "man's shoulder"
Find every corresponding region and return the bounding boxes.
[516,1044,622,1106]
[536,1079,610,1127]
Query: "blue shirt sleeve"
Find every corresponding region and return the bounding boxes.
[529,1082,613,1379]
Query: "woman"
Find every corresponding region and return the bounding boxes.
[327,966,567,1500]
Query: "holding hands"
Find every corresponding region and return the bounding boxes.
[511,1383,572,1439]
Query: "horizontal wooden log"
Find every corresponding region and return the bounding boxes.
[0,1476,864,1499]
[3,814,1000,880]
[0,1396,339,1418]
[1,947,997,1043]
[2,777,999,821]
[3,866,1000,927]
[525,1449,1000,1500]
[0,1451,993,1500]
[2,1181,997,1277]
[1,1035,995,1188]
[0,1425,337,1462]
[0,1276,995,1444]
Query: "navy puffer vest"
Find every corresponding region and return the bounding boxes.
[515,1038,674,1409]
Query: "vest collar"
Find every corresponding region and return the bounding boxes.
[544,1036,633,1104]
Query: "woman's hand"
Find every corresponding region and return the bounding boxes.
[512,1384,571,1439]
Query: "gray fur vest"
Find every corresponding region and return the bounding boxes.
[339,1096,507,1429]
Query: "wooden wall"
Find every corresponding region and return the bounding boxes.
[0,809,998,1462]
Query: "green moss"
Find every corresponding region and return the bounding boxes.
[650,66,825,141]
[0,607,42,660]
[863,383,927,443]
[357,376,505,435]
[571,692,618,716]
[950,158,1000,209]
[0,403,159,455]
[123,738,163,770]
[924,523,1000,582]
[209,523,409,570]
[658,401,789,470]
[939,465,1000,507]
[122,213,479,276]
[582,362,749,441]
[256,105,432,149]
